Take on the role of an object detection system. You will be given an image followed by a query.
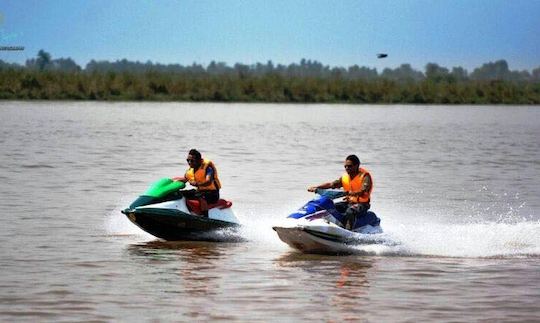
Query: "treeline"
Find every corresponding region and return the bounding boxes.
[1,50,539,104]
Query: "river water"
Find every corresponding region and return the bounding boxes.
[1,102,539,322]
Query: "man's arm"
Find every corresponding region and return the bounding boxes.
[362,174,372,193]
[308,178,342,192]
[175,170,198,187]
[172,171,188,182]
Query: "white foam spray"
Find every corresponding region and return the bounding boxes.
[105,196,154,240]
[106,195,540,258]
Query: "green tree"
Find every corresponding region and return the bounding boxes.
[37,50,52,71]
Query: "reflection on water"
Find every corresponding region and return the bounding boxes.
[275,252,374,322]
[276,252,373,291]
[127,240,230,261]
[332,262,371,322]
[127,241,240,298]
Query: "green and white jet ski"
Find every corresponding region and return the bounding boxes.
[122,178,240,241]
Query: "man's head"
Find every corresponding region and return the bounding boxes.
[344,154,360,176]
[187,149,202,168]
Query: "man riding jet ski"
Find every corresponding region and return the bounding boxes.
[121,150,240,241]
[174,149,222,218]
[273,155,382,254]
[308,154,374,230]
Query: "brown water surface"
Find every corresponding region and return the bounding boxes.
[1,102,539,322]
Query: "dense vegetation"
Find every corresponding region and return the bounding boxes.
[1,50,539,104]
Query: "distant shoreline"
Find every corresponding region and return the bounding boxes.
[2,99,539,106]
[1,71,539,104]
[2,52,540,104]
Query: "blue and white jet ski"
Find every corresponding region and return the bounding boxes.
[273,189,383,254]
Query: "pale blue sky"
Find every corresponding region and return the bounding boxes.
[1,0,539,71]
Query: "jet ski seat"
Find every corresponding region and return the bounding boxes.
[186,199,233,215]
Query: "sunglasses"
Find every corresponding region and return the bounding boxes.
[344,164,355,169]
[186,158,197,163]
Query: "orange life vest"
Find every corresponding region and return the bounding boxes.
[341,167,372,203]
[185,159,221,191]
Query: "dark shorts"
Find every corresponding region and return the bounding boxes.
[183,189,220,204]
[335,202,370,215]
[335,202,370,229]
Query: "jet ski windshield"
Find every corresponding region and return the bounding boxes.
[143,178,186,197]
[128,178,186,209]
[288,191,343,220]
[315,188,346,200]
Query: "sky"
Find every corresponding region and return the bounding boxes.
[1,0,539,72]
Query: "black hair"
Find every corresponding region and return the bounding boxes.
[188,149,202,160]
[346,154,360,165]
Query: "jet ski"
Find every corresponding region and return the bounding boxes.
[273,189,383,254]
[121,178,240,241]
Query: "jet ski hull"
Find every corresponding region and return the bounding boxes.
[273,224,382,255]
[273,227,354,254]
[123,207,240,241]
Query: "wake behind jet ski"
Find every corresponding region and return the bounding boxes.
[122,178,240,241]
[273,189,383,254]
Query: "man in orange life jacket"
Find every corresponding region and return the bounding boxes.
[176,149,221,217]
[308,155,373,230]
